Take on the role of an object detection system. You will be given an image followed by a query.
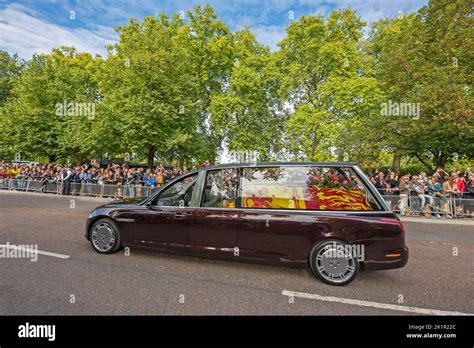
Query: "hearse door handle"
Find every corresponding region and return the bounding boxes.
[175,211,188,219]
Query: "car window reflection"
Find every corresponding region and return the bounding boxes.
[156,174,197,207]
[202,169,238,208]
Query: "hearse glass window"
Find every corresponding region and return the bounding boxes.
[339,167,382,210]
[155,173,198,207]
[202,169,238,208]
[241,166,380,211]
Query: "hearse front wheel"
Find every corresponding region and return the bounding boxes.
[309,239,360,286]
[90,218,122,254]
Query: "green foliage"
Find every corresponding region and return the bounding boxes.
[98,14,194,164]
[96,5,238,167]
[368,0,473,170]
[210,28,286,159]
[279,9,383,163]
[0,1,472,168]
[0,48,99,163]
[0,51,22,106]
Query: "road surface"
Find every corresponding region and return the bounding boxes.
[0,191,472,315]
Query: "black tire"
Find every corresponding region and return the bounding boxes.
[309,239,360,286]
[89,218,122,254]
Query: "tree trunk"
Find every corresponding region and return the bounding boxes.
[391,154,401,175]
[436,155,447,170]
[76,154,86,167]
[176,157,184,170]
[414,153,434,173]
[48,154,56,163]
[310,134,318,160]
[147,147,155,169]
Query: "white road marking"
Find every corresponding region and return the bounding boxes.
[282,290,473,316]
[0,244,70,259]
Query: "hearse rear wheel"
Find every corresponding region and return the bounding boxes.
[90,218,122,254]
[309,239,359,286]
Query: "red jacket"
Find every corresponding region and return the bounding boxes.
[456,178,466,193]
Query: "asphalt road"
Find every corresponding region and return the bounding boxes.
[0,191,473,315]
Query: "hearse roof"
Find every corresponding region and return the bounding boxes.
[200,161,359,171]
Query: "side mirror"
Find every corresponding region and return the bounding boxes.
[146,201,158,208]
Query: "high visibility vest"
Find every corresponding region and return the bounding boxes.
[157,174,164,184]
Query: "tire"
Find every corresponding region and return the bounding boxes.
[89,218,122,254]
[309,239,360,286]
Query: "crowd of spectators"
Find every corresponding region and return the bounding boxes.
[369,167,474,218]
[0,160,212,197]
[1,160,473,217]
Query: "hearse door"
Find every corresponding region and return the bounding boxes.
[236,166,311,263]
[186,168,239,256]
[237,208,285,261]
[133,173,198,251]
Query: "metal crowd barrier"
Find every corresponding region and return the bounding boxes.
[378,188,473,218]
[0,178,160,199]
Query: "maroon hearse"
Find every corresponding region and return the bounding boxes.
[85,162,408,285]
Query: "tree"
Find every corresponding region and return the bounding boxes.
[368,0,473,171]
[0,47,99,163]
[98,6,237,168]
[0,51,23,160]
[0,51,22,106]
[278,9,382,162]
[210,28,286,159]
[186,5,236,164]
[97,14,197,168]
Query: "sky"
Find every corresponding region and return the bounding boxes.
[0,0,428,59]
